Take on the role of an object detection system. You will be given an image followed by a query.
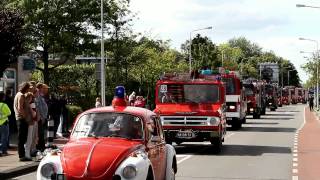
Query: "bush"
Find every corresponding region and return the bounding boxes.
[66,105,83,126]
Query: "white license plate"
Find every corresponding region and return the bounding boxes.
[176,131,195,138]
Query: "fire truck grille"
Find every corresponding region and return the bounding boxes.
[161,116,210,125]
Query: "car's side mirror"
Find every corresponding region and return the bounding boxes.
[151,135,161,143]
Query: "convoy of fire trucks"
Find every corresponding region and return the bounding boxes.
[154,66,309,153]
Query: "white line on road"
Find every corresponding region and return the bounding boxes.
[293,153,298,157]
[177,155,192,164]
[293,158,298,162]
[292,176,298,180]
[293,149,298,153]
[292,169,298,173]
[293,163,298,167]
[177,132,236,165]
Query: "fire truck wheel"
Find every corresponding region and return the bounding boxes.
[242,117,246,124]
[270,108,276,111]
[210,137,222,154]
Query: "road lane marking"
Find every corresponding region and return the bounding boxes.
[292,176,298,180]
[224,132,235,139]
[176,132,236,164]
[177,155,192,164]
[293,149,298,153]
[293,163,298,167]
[292,169,298,173]
[293,158,298,162]
[293,153,298,157]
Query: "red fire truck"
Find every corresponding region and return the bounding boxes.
[295,88,307,104]
[222,71,246,129]
[243,79,263,119]
[265,83,278,111]
[281,87,290,105]
[154,71,227,153]
[287,86,296,104]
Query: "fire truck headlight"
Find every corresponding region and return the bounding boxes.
[250,108,254,112]
[229,105,236,110]
[209,117,220,126]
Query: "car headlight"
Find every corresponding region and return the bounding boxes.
[122,165,137,179]
[209,117,220,126]
[229,105,236,110]
[40,163,56,178]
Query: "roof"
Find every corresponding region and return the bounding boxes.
[82,106,156,122]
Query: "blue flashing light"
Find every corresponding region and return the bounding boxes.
[115,86,125,98]
[200,69,212,75]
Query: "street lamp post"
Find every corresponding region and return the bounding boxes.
[296,4,320,9]
[288,70,294,86]
[189,26,212,73]
[100,0,107,106]
[299,37,319,109]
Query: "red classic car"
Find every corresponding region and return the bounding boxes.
[37,86,177,180]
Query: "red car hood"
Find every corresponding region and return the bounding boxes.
[155,104,221,116]
[61,138,142,179]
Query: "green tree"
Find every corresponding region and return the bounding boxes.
[7,0,129,84]
[181,34,218,69]
[0,8,24,75]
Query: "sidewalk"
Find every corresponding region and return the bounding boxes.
[0,133,68,179]
[0,133,39,179]
[296,107,320,180]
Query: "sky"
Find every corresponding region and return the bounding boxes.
[130,0,320,83]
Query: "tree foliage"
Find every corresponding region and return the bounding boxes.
[0,8,24,75]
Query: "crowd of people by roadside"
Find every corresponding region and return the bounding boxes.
[96,91,147,108]
[0,81,68,161]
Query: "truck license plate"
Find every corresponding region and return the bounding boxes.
[176,131,195,138]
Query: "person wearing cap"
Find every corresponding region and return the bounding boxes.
[35,83,49,151]
[0,92,11,156]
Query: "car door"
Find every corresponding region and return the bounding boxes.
[154,116,167,179]
[146,117,162,180]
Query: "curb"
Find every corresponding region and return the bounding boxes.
[0,162,39,179]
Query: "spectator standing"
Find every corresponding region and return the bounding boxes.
[24,92,37,159]
[309,95,314,111]
[4,89,16,148]
[134,96,146,108]
[14,82,31,161]
[128,91,136,106]
[28,81,39,156]
[48,94,60,138]
[95,97,102,108]
[35,83,49,151]
[0,92,11,156]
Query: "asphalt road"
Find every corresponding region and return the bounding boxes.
[13,104,305,180]
[175,104,305,180]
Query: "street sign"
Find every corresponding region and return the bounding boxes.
[23,58,36,70]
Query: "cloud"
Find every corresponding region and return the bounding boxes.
[130,0,320,82]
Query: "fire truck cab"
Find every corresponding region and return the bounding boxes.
[296,88,307,104]
[243,79,262,119]
[154,70,227,153]
[265,83,278,111]
[222,71,246,129]
[281,87,290,105]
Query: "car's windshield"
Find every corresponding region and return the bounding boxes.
[71,112,144,140]
[222,77,236,95]
[158,84,220,104]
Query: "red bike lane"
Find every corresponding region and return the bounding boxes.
[296,107,320,180]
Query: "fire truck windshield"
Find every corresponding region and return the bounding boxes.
[244,88,254,96]
[223,77,236,95]
[158,84,219,104]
